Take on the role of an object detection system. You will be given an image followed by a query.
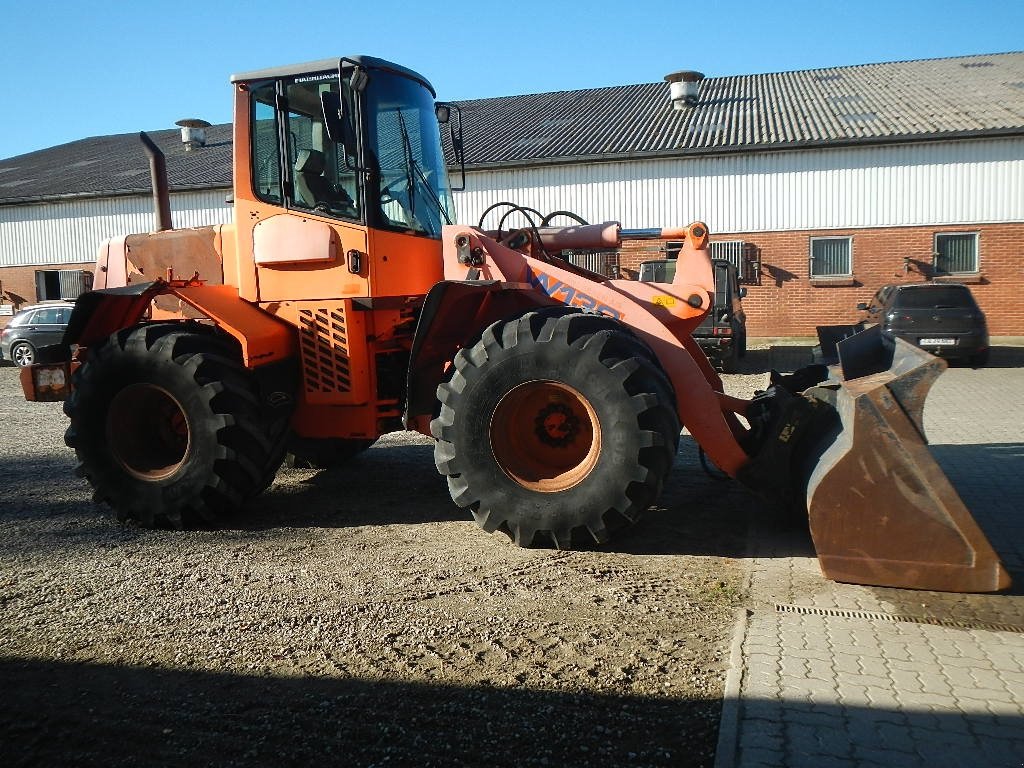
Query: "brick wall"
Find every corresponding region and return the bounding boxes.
[0,262,94,328]
[618,222,1024,336]
[2,222,1021,336]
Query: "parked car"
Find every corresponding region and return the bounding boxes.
[857,283,989,366]
[0,302,75,367]
[637,258,747,372]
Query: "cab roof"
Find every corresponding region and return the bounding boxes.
[230,55,435,97]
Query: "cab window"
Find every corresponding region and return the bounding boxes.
[250,75,362,221]
[251,83,282,204]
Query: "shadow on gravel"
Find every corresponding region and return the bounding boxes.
[0,657,720,768]
[0,434,784,561]
[248,442,463,530]
[4,657,1021,768]
[242,435,760,559]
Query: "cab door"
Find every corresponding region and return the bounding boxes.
[234,73,375,407]
[235,75,370,305]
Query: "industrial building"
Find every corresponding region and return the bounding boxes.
[1,51,1022,334]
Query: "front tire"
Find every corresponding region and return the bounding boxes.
[64,324,289,528]
[431,309,680,549]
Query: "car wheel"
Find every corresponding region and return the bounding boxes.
[969,349,990,368]
[11,342,35,367]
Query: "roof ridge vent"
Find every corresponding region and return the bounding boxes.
[175,119,212,151]
[664,71,705,110]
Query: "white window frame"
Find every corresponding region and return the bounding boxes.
[933,232,979,276]
[809,236,853,278]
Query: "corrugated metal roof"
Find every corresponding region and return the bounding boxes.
[0,126,233,204]
[455,52,1024,166]
[2,51,1022,204]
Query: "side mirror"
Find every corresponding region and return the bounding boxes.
[437,102,466,192]
[856,302,869,311]
[738,287,747,299]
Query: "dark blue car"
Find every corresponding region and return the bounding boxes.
[0,302,74,367]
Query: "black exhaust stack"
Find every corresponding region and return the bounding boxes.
[140,132,172,231]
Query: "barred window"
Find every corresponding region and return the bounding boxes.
[810,237,852,278]
[710,240,746,280]
[934,233,979,275]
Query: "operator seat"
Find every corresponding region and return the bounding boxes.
[294,149,356,214]
[293,149,330,210]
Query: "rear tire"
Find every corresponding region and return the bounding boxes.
[431,309,680,549]
[969,349,990,368]
[64,323,289,528]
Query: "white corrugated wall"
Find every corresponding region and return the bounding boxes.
[0,189,233,267]
[1,137,1021,269]
[454,137,1024,233]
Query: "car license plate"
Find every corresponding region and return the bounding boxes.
[920,338,955,346]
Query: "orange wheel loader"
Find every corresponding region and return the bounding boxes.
[20,56,1009,593]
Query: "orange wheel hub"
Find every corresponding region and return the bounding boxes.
[490,381,601,492]
[107,383,191,481]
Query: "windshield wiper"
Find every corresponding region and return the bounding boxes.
[411,160,451,226]
[396,109,417,221]
[395,109,451,228]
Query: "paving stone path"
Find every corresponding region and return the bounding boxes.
[717,351,1024,767]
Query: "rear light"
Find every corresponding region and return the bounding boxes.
[21,362,72,402]
[713,327,732,336]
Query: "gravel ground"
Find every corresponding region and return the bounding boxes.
[0,358,775,768]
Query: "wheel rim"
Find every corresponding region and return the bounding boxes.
[107,384,191,481]
[13,344,33,367]
[490,381,601,492]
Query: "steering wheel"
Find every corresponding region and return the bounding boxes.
[379,175,409,205]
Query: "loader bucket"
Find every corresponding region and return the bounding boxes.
[801,327,1010,592]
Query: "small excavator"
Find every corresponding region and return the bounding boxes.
[20,55,1008,593]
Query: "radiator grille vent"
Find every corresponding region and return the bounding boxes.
[299,307,352,393]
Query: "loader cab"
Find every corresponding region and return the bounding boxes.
[236,56,455,239]
[224,56,461,439]
[228,55,458,308]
